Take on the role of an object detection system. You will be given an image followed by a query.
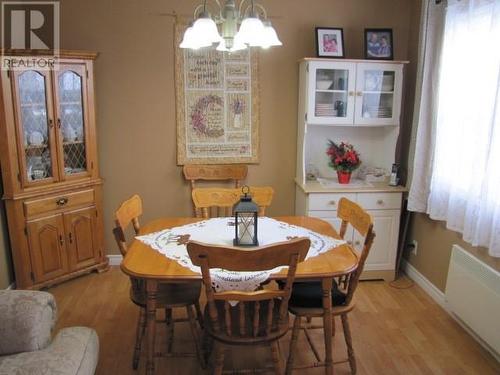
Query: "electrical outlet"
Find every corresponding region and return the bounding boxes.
[410,239,418,256]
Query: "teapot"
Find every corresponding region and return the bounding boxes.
[63,124,77,142]
[29,131,44,146]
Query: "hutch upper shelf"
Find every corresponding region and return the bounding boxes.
[300,58,408,127]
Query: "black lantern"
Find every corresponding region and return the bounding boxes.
[233,186,259,247]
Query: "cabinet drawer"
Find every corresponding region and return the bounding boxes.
[309,193,356,211]
[24,189,95,217]
[357,193,401,210]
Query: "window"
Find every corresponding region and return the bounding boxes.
[426,0,500,256]
[428,0,500,256]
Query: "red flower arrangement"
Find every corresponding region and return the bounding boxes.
[326,141,361,183]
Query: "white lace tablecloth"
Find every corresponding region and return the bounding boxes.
[136,217,345,294]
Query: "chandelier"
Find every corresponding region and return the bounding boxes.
[180,0,282,52]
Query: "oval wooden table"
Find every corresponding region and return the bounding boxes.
[121,216,359,375]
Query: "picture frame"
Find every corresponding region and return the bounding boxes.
[364,28,394,60]
[315,27,345,58]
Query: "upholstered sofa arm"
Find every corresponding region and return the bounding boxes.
[0,327,99,375]
[0,290,57,356]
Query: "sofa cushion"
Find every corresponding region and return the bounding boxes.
[0,291,56,356]
[0,327,99,375]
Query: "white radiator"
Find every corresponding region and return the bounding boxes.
[445,245,500,358]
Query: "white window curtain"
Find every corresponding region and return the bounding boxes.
[409,0,500,257]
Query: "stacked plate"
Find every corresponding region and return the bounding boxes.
[363,106,392,118]
[315,103,336,117]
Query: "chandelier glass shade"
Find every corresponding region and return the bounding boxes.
[180,0,282,52]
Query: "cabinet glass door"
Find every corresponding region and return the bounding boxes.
[54,64,90,178]
[308,62,355,125]
[13,69,59,185]
[355,63,402,125]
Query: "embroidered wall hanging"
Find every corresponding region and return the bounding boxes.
[175,23,259,164]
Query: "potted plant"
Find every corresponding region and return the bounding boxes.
[326,141,361,184]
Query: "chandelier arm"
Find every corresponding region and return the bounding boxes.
[241,2,268,19]
[193,4,204,18]
[238,0,251,17]
[253,3,268,19]
[212,0,224,21]
[193,0,223,19]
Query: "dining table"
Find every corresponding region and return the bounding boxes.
[121,216,359,375]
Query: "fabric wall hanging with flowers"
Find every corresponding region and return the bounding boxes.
[175,23,259,165]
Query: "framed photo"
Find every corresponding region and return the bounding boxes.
[364,28,393,60]
[315,27,345,58]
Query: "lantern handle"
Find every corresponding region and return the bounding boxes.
[241,185,250,196]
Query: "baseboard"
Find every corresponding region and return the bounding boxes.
[401,259,447,310]
[401,259,500,362]
[107,254,123,266]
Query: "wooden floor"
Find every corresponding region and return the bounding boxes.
[48,267,499,374]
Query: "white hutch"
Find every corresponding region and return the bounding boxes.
[295,58,408,281]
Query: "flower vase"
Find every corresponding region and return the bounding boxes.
[337,170,351,184]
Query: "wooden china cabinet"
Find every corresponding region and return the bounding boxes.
[0,50,108,289]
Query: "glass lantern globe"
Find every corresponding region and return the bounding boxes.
[233,186,259,246]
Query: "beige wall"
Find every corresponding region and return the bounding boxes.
[55,0,416,255]
[406,213,499,291]
[0,0,490,297]
[0,0,420,285]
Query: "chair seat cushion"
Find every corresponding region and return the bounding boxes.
[130,280,201,307]
[289,280,346,309]
[204,299,289,345]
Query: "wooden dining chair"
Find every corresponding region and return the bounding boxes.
[112,194,205,369]
[192,186,274,218]
[285,198,375,374]
[187,238,311,375]
[183,165,248,216]
[183,164,248,190]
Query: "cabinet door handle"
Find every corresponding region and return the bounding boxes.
[328,200,336,206]
[356,91,363,96]
[56,197,68,206]
[48,119,54,128]
[347,240,352,245]
[355,240,361,246]
[348,91,355,96]
[377,199,384,205]
[69,232,73,244]
[59,234,64,246]
[57,118,62,128]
